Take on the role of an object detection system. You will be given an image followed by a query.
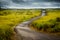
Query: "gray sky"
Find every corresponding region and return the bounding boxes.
[0,0,60,9]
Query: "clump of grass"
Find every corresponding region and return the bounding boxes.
[0,25,14,40]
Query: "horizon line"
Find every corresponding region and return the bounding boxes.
[1,7,60,9]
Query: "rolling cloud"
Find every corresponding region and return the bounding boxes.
[0,0,60,9]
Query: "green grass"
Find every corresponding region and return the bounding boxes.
[0,9,41,40]
[31,9,60,33]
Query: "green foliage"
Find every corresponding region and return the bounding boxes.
[0,27,13,40]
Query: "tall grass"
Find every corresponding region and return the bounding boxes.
[0,9,41,40]
[31,9,60,33]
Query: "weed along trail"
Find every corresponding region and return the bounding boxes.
[14,10,60,40]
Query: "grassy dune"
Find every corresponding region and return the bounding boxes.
[31,9,60,33]
[0,9,41,40]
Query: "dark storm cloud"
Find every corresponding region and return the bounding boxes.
[12,0,25,4]
[34,0,60,2]
[0,0,8,7]
[16,0,60,3]
[0,0,60,9]
[12,0,60,4]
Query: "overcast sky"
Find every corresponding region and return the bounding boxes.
[0,0,60,9]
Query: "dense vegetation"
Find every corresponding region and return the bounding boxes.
[0,9,60,40]
[0,9,41,40]
[31,9,60,33]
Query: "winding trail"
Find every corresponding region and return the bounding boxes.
[14,10,60,40]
